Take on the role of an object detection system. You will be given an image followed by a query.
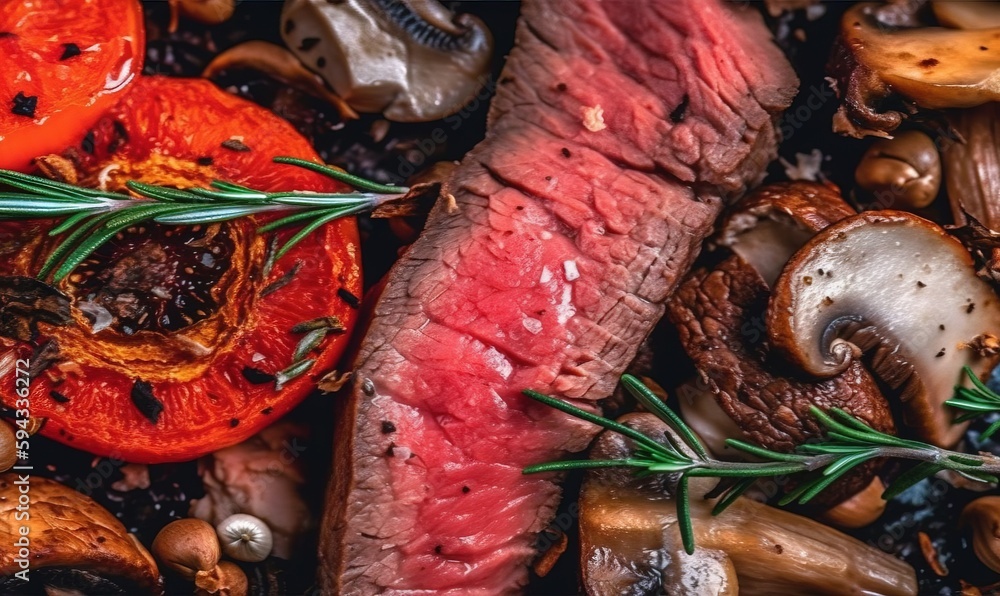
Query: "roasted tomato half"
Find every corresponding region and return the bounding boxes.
[0,76,361,463]
[0,0,144,172]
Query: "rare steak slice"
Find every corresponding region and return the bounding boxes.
[320,0,798,592]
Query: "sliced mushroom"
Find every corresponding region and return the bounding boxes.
[675,380,747,459]
[717,181,855,287]
[0,474,162,594]
[669,255,893,504]
[766,210,1000,447]
[280,0,493,122]
[828,2,1000,137]
[202,41,358,120]
[670,183,892,504]
[579,413,917,596]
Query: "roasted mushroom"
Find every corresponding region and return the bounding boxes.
[280,0,493,121]
[202,41,358,120]
[961,495,1000,573]
[766,210,1000,447]
[0,420,14,473]
[0,474,162,594]
[579,413,917,596]
[670,183,893,504]
[829,2,1000,137]
[855,130,941,211]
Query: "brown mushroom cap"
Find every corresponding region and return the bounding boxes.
[717,181,855,287]
[0,474,162,594]
[668,254,894,503]
[766,210,1000,447]
[280,0,493,122]
[579,414,917,596]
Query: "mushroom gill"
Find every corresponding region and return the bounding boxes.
[280,0,494,122]
[668,182,893,505]
[766,210,1000,447]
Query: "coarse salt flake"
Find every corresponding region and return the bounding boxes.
[582,105,606,132]
[563,260,580,281]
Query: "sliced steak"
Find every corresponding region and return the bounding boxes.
[320,0,797,592]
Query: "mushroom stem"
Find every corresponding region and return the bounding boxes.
[580,414,917,596]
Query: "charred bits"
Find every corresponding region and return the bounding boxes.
[242,366,275,385]
[11,92,37,118]
[337,288,360,309]
[131,380,164,424]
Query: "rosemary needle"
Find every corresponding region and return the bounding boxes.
[0,158,409,282]
[524,370,1000,554]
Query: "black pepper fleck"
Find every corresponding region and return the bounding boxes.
[230,418,240,428]
[462,486,470,493]
[317,56,327,68]
[196,156,214,166]
[381,421,396,434]
[338,288,361,309]
[940,324,946,330]
[560,148,571,158]
[982,46,990,51]
[299,37,321,51]
[11,92,37,118]
[669,94,689,123]
[49,390,70,404]
[385,442,396,457]
[968,303,977,314]
[284,19,296,34]
[556,82,567,92]
[242,366,275,385]
[131,379,164,424]
[936,348,946,358]
[917,281,926,288]
[434,545,443,554]
[261,407,274,415]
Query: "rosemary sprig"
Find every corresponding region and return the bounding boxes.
[946,365,1000,440]
[0,158,408,282]
[524,373,1000,554]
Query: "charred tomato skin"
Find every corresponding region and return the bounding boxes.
[0,0,145,172]
[0,77,361,463]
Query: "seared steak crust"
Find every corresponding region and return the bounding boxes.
[320,1,797,592]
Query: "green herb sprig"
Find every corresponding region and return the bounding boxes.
[524,372,1000,554]
[0,156,408,282]
[946,365,1000,440]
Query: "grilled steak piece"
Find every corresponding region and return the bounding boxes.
[320,0,797,592]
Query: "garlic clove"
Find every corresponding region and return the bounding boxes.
[152,518,221,579]
[216,513,273,563]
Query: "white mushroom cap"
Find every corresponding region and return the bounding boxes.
[767,210,1000,447]
[280,0,493,122]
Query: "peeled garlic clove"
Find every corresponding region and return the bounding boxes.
[216,513,273,563]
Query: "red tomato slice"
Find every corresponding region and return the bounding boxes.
[0,0,144,172]
[0,76,361,463]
